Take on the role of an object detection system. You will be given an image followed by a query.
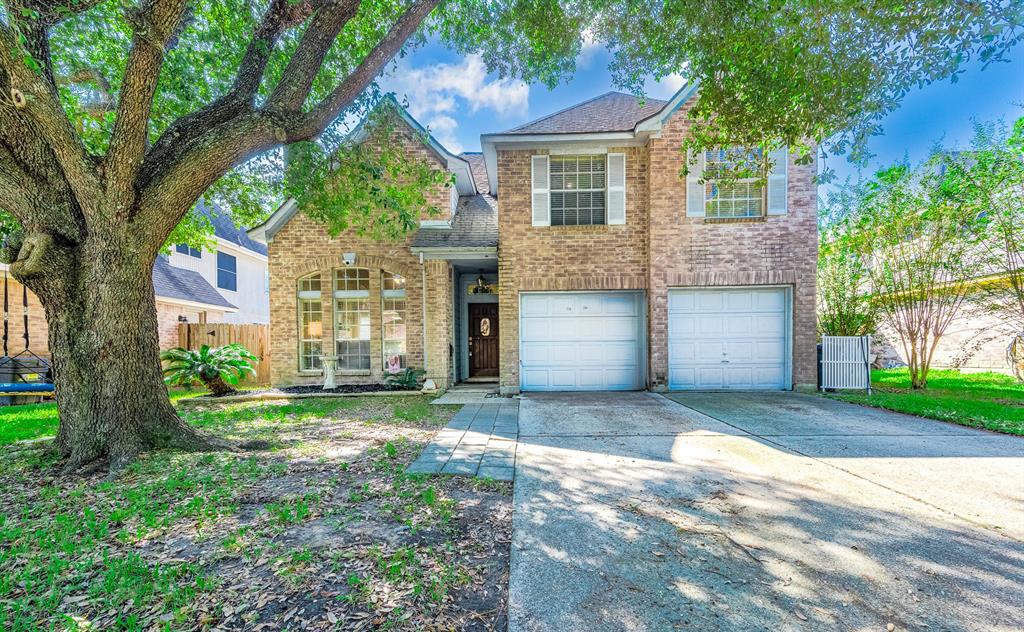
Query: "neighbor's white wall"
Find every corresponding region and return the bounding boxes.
[166,238,269,324]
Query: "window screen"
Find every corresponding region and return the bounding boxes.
[549,155,606,226]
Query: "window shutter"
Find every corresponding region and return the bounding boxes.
[767,145,788,215]
[607,153,626,225]
[531,155,550,226]
[685,150,705,217]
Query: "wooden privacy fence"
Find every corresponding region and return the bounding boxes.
[177,323,270,385]
[820,335,872,393]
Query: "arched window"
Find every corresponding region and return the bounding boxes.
[297,273,322,371]
[381,272,407,372]
[334,268,371,370]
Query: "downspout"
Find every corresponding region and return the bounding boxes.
[420,252,428,371]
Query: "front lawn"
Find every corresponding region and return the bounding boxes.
[0,395,511,630]
[829,368,1024,435]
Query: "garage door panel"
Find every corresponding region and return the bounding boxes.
[603,294,638,316]
[755,290,786,311]
[521,342,550,363]
[603,342,638,363]
[521,292,643,391]
[669,288,788,391]
[696,292,726,311]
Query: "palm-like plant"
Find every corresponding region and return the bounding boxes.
[160,344,258,396]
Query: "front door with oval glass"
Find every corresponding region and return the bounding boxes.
[469,303,499,377]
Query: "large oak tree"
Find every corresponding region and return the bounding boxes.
[0,0,1020,471]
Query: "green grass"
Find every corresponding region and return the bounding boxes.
[830,368,1024,435]
[0,388,204,447]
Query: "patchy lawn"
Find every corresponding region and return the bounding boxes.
[829,368,1024,435]
[0,395,512,630]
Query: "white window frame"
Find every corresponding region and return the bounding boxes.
[381,271,407,373]
[333,268,371,371]
[297,274,322,372]
[703,148,766,219]
[548,154,608,226]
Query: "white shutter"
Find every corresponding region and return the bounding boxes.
[531,155,550,226]
[767,145,788,215]
[607,153,626,225]
[685,150,705,217]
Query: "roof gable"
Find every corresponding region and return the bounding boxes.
[503,92,667,135]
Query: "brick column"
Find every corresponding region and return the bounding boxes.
[423,260,453,389]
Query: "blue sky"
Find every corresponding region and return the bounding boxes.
[382,38,1023,186]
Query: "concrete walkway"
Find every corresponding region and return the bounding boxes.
[407,401,518,480]
[509,391,1024,632]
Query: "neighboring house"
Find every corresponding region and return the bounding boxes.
[250,87,818,393]
[1,205,269,356]
[166,203,270,325]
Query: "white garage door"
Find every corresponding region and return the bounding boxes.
[520,292,644,391]
[668,287,789,390]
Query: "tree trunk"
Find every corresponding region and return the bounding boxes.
[24,245,227,473]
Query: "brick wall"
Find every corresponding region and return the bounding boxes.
[266,116,455,387]
[496,99,819,392]
[155,302,225,350]
[267,213,427,386]
[497,146,650,393]
[0,276,49,358]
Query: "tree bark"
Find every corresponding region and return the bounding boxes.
[18,239,226,473]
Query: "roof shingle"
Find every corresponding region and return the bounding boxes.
[502,91,667,135]
[153,256,236,310]
[411,194,497,249]
[459,152,489,192]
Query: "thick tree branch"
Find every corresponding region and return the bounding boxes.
[104,0,188,209]
[134,0,438,248]
[141,0,313,183]
[21,0,110,26]
[289,0,439,139]
[0,22,101,216]
[265,0,360,114]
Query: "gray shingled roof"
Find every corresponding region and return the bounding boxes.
[503,92,667,135]
[411,194,498,249]
[459,152,489,192]
[197,201,268,256]
[153,256,236,310]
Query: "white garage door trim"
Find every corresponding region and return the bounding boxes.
[519,291,646,391]
[668,286,792,391]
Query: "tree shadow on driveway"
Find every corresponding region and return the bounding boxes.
[509,392,1024,632]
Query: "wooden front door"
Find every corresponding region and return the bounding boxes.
[468,303,499,377]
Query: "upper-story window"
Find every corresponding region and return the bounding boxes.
[550,155,606,226]
[704,148,765,219]
[216,251,237,291]
[175,244,201,258]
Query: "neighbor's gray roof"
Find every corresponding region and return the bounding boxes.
[411,194,498,249]
[198,202,268,256]
[153,256,236,310]
[503,91,667,135]
[459,152,490,192]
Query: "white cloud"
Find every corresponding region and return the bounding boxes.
[425,115,462,153]
[577,29,603,69]
[381,54,529,151]
[646,73,688,100]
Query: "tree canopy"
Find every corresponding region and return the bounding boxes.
[2,0,1021,247]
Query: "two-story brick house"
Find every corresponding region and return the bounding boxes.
[250,85,818,393]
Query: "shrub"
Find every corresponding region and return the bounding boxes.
[161,344,258,396]
[384,368,425,390]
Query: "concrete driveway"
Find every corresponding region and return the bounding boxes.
[509,391,1024,632]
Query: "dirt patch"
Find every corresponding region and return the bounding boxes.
[0,396,511,631]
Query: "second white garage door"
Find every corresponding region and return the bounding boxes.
[520,292,644,391]
[668,287,789,390]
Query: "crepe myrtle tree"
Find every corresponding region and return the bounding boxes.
[0,1,1020,472]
